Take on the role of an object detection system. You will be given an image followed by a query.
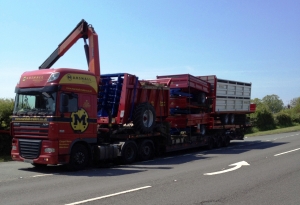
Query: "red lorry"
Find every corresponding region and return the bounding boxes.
[11,20,256,170]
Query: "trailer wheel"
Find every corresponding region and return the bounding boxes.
[206,138,214,150]
[215,136,222,148]
[223,136,230,147]
[67,144,89,171]
[121,141,138,164]
[221,114,229,125]
[133,102,156,134]
[138,140,154,161]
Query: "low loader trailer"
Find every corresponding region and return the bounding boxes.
[11,20,255,170]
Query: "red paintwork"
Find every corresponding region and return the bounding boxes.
[156,74,210,94]
[98,73,170,125]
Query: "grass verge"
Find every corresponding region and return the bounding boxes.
[246,125,300,137]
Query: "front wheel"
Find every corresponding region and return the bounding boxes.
[67,144,89,171]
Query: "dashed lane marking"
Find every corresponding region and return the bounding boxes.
[274,148,300,156]
[65,186,152,205]
[32,174,53,178]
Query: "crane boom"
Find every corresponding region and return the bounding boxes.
[39,19,100,84]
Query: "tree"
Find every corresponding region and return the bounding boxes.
[255,107,276,131]
[262,94,284,113]
[289,97,300,108]
[0,98,14,129]
[251,98,262,107]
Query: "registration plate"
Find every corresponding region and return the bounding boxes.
[24,159,33,164]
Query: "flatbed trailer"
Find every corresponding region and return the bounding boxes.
[11,19,256,170]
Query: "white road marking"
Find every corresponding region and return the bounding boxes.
[163,157,174,159]
[274,148,300,156]
[32,174,53,178]
[204,161,250,175]
[65,186,152,205]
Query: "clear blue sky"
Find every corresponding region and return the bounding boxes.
[0,0,299,105]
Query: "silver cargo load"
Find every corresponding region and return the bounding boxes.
[198,75,252,113]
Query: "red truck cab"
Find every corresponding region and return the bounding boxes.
[11,68,98,166]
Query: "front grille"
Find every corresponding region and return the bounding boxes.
[19,139,42,159]
[14,122,49,138]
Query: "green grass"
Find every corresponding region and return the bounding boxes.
[0,155,12,162]
[245,124,300,137]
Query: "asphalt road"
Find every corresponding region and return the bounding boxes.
[1,131,300,205]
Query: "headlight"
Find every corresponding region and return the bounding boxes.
[12,145,17,150]
[47,72,60,82]
[44,148,55,153]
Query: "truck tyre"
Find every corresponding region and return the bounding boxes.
[229,114,235,124]
[206,138,214,150]
[138,140,154,161]
[223,136,230,147]
[215,136,222,148]
[67,144,89,171]
[121,141,138,164]
[133,102,156,134]
[221,114,229,125]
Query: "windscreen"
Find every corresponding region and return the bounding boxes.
[13,92,57,116]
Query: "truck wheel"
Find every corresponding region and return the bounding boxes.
[215,136,222,148]
[133,102,156,134]
[138,140,154,161]
[121,141,138,164]
[67,144,89,171]
[223,136,230,147]
[206,138,214,150]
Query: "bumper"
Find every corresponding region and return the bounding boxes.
[11,138,69,165]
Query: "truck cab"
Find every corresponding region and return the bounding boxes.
[11,68,98,167]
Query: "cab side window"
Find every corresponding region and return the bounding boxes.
[60,93,78,113]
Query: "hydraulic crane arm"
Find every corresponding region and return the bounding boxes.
[39,19,100,84]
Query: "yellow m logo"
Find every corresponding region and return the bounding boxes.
[71,108,89,132]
